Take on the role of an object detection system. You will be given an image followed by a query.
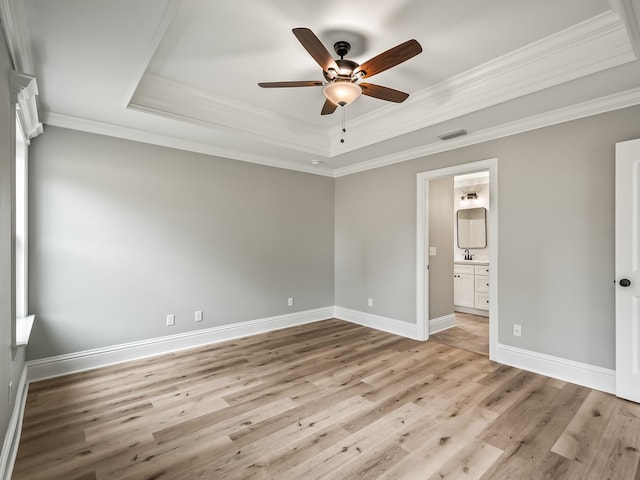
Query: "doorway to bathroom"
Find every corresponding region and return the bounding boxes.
[416,158,498,360]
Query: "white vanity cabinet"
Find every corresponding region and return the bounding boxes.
[454,262,490,315]
[453,264,475,308]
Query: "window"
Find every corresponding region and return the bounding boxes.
[11,70,41,347]
[15,116,27,320]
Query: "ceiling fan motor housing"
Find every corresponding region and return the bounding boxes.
[323,58,360,82]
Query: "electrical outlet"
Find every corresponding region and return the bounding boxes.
[166,314,175,326]
[195,311,203,322]
[288,297,294,307]
[367,298,373,307]
[513,324,522,337]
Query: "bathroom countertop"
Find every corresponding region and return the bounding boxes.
[454,260,489,265]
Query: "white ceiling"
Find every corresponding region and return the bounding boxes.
[4,0,640,176]
[454,171,489,190]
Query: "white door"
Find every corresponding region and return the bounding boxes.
[616,138,640,403]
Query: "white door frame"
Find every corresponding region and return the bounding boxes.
[416,158,499,361]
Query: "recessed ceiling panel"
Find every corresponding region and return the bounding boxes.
[146,0,612,126]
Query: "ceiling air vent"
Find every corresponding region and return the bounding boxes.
[437,129,467,141]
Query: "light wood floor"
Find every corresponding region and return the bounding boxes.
[13,319,640,479]
[430,313,489,356]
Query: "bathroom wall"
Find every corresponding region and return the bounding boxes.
[428,177,454,319]
[454,180,490,261]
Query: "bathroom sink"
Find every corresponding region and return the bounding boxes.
[454,259,489,265]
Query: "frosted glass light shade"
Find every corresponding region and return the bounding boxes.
[323,81,362,106]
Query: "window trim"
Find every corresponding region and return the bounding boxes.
[10,70,42,348]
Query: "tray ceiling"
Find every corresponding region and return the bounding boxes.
[6,0,640,175]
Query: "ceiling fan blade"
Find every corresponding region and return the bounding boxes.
[258,81,324,88]
[356,39,422,78]
[321,99,338,115]
[360,83,409,103]
[293,28,338,72]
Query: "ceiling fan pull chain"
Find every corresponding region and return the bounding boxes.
[341,106,346,143]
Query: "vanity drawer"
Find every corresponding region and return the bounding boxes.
[454,264,475,275]
[475,275,490,293]
[475,292,490,310]
[474,265,490,275]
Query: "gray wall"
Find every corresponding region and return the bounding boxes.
[335,105,640,369]
[428,177,454,319]
[23,104,640,371]
[334,165,415,319]
[0,22,26,453]
[27,127,335,359]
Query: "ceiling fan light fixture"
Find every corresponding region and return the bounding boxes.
[323,81,362,106]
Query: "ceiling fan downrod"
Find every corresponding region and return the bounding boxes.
[333,41,351,59]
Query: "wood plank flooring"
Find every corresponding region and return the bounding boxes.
[12,319,640,479]
[430,313,489,356]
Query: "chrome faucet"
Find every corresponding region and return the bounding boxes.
[464,249,471,260]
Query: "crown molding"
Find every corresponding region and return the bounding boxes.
[0,0,35,74]
[121,0,179,109]
[611,0,640,57]
[43,86,640,180]
[333,87,640,177]
[43,112,335,177]
[11,70,42,139]
[328,11,636,156]
[129,73,329,157]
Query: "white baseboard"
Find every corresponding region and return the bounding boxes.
[334,306,420,340]
[26,306,423,383]
[454,306,489,317]
[428,314,456,334]
[496,343,616,394]
[27,307,334,382]
[0,366,28,480]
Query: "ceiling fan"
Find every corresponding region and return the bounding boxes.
[258,28,422,115]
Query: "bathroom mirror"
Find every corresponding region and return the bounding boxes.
[457,207,487,248]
